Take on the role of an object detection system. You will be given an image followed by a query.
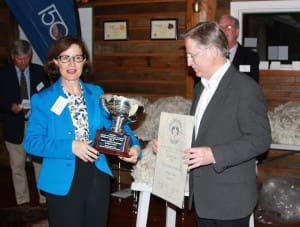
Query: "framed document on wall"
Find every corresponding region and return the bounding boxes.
[150,19,178,40]
[104,20,128,41]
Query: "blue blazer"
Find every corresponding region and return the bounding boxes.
[23,78,140,195]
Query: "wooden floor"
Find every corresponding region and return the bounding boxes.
[0,150,299,227]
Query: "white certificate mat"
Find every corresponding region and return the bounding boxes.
[152,112,194,208]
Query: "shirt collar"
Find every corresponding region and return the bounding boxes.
[15,66,29,75]
[229,44,238,61]
[201,60,231,89]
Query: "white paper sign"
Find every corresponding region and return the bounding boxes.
[21,99,30,109]
[239,65,251,72]
[50,96,68,115]
[36,82,45,92]
[152,112,194,208]
[244,37,257,48]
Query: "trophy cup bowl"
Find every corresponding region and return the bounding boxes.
[93,94,144,157]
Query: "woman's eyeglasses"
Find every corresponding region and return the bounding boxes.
[56,55,86,63]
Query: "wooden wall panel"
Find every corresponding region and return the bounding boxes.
[94,14,186,40]
[0,8,15,66]
[93,56,186,69]
[94,68,185,81]
[1,0,298,109]
[94,41,184,53]
[99,81,184,95]
[92,0,188,99]
[94,2,185,15]
[260,70,300,110]
[216,0,230,18]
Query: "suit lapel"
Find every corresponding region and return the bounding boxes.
[28,64,35,96]
[194,66,235,143]
[191,84,204,142]
[10,66,20,90]
[191,83,204,115]
[10,66,23,102]
[232,44,242,68]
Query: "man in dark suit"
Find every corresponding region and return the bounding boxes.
[0,40,50,206]
[219,14,260,83]
[182,22,271,227]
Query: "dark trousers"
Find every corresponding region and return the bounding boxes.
[196,215,250,227]
[46,158,111,227]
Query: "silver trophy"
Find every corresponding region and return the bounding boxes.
[93,94,144,157]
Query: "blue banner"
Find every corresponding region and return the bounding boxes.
[4,0,80,63]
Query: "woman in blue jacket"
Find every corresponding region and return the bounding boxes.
[23,36,140,227]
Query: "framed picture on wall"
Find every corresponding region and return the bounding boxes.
[150,19,178,40]
[104,20,128,40]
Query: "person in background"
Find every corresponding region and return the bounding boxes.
[0,40,50,207]
[23,36,140,227]
[153,22,271,227]
[218,14,260,82]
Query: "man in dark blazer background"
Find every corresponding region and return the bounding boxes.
[219,14,260,83]
[182,22,271,227]
[0,40,50,206]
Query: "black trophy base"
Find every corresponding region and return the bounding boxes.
[93,130,130,157]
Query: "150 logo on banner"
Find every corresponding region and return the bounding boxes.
[38,4,68,40]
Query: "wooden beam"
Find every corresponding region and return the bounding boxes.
[185,0,218,99]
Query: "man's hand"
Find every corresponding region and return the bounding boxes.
[152,139,158,154]
[183,146,215,170]
[11,103,23,114]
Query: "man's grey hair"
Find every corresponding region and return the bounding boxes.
[11,40,33,56]
[218,14,240,29]
[181,21,229,58]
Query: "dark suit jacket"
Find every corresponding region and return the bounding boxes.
[189,65,271,220]
[0,63,50,144]
[232,43,259,82]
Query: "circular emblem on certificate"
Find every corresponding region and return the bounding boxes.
[169,118,182,144]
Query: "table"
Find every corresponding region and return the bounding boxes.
[270,143,300,151]
[131,182,180,227]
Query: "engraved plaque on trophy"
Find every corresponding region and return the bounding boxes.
[93,94,144,157]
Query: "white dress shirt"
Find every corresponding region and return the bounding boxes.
[229,44,238,62]
[194,60,231,137]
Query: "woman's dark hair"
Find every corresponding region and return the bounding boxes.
[45,36,91,80]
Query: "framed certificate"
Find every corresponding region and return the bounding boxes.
[104,20,128,40]
[150,19,178,40]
